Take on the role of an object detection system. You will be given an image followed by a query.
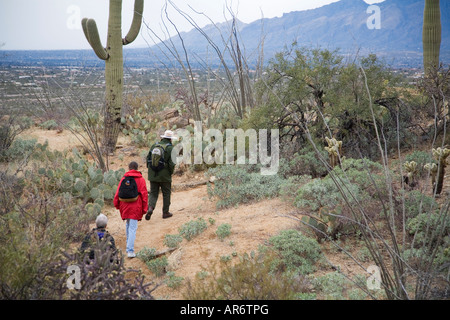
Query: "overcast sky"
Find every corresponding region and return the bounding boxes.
[0,0,384,50]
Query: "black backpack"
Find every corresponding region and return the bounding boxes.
[118,176,139,202]
[147,142,171,172]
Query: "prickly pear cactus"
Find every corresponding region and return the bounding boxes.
[121,103,159,148]
[38,149,125,215]
[82,0,144,153]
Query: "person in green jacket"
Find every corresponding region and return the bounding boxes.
[145,130,178,220]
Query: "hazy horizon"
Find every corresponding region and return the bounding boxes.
[0,0,384,51]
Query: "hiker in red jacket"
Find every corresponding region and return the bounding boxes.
[114,161,148,258]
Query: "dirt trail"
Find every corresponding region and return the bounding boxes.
[103,183,297,299]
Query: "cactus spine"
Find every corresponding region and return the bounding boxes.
[423,0,441,75]
[82,0,144,153]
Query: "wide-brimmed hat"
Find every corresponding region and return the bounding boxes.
[160,130,178,140]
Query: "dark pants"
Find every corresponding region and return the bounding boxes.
[149,181,172,214]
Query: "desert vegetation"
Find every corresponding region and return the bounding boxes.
[0,1,449,301]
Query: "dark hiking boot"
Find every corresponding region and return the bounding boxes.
[162,212,173,219]
[145,207,154,221]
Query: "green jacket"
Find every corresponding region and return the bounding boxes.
[147,138,175,183]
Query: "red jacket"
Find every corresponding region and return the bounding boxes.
[114,170,148,221]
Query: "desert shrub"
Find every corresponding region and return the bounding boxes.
[40,119,59,130]
[279,175,312,202]
[3,138,38,161]
[0,184,96,299]
[313,271,347,300]
[0,113,32,160]
[163,234,183,248]
[284,147,328,178]
[406,212,450,247]
[296,176,362,212]
[183,251,313,300]
[165,271,184,289]
[313,272,369,300]
[296,158,383,210]
[295,158,384,239]
[206,164,284,208]
[178,218,208,241]
[401,190,438,219]
[216,223,232,241]
[403,208,450,278]
[266,229,323,275]
[146,256,168,277]
[136,247,157,262]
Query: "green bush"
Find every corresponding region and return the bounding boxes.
[163,234,183,248]
[216,223,232,241]
[137,247,157,262]
[406,212,450,246]
[295,158,384,239]
[206,165,284,209]
[279,175,312,202]
[179,218,208,241]
[266,229,323,275]
[146,256,168,277]
[401,190,438,219]
[4,138,38,161]
[313,272,369,300]
[40,119,59,130]
[183,251,313,300]
[165,271,184,289]
[285,147,328,178]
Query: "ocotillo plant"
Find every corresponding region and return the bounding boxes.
[423,0,441,75]
[82,0,144,154]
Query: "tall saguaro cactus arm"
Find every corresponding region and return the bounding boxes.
[423,0,441,74]
[123,0,144,45]
[80,0,144,154]
[82,18,109,61]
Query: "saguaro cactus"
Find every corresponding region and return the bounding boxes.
[82,0,144,153]
[423,0,441,75]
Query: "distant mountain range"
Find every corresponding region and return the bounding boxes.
[160,0,450,68]
[1,0,449,69]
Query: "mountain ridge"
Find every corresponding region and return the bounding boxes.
[154,0,449,68]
